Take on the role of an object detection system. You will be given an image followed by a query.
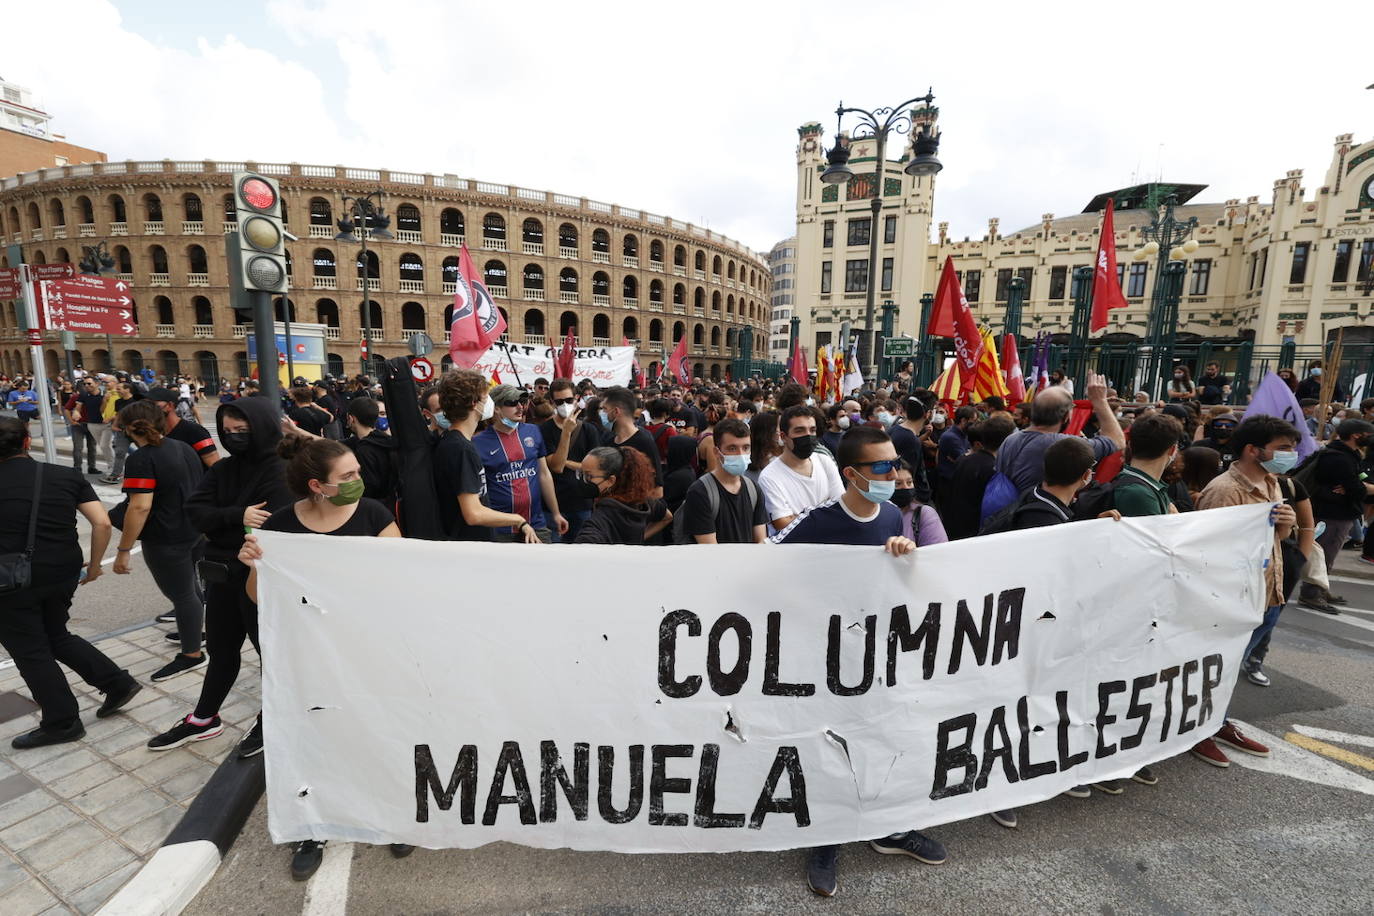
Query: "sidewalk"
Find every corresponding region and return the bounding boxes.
[0,624,259,915]
[1332,549,1374,582]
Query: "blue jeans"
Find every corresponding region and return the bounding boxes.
[1244,604,1283,665]
[553,508,593,543]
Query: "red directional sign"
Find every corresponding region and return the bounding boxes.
[0,267,18,300]
[39,278,138,335]
[44,299,138,335]
[29,263,76,280]
[45,277,134,309]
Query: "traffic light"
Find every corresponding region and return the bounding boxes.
[233,171,286,292]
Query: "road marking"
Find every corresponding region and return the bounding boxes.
[1224,720,1374,797]
[1285,732,1374,771]
[302,841,353,916]
[1292,724,1374,750]
[101,545,143,564]
[1292,606,1374,634]
[1328,574,1374,586]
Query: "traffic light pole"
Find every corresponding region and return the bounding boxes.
[252,289,281,408]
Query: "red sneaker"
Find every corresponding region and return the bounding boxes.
[1190,737,1230,768]
[1214,721,1270,757]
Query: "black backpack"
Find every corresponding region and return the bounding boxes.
[1069,473,1152,521]
[671,474,759,544]
[979,490,1047,535]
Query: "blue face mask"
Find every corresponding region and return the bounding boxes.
[857,473,895,504]
[501,416,520,430]
[433,410,451,431]
[375,416,389,432]
[720,453,749,476]
[599,409,611,428]
[876,411,894,428]
[1261,450,1299,474]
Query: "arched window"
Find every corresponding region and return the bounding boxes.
[727,295,735,314]
[273,297,297,322]
[399,252,424,282]
[482,213,506,244]
[649,279,663,304]
[149,245,169,273]
[622,276,638,301]
[592,271,610,296]
[559,267,578,293]
[155,296,174,325]
[693,324,705,346]
[441,208,465,238]
[48,199,64,228]
[524,309,545,337]
[592,314,610,340]
[649,240,664,263]
[183,194,202,222]
[727,260,736,280]
[143,193,163,222]
[54,248,69,264]
[113,246,132,273]
[193,296,213,325]
[187,245,208,273]
[25,203,40,232]
[523,264,545,293]
[695,250,705,271]
[672,321,686,343]
[592,228,610,253]
[522,218,543,246]
[442,256,459,284]
[711,326,721,347]
[712,255,722,276]
[31,249,46,265]
[361,299,383,329]
[673,283,686,305]
[356,250,380,279]
[623,234,638,258]
[622,316,638,340]
[712,291,721,312]
[402,301,425,330]
[316,298,339,327]
[726,328,737,350]
[309,198,332,227]
[396,204,421,233]
[484,259,507,289]
[694,287,705,310]
[558,223,578,252]
[559,311,578,336]
[673,245,686,268]
[650,319,664,342]
[76,195,94,224]
[108,194,127,224]
[313,249,336,276]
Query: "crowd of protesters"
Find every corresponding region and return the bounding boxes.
[1,351,1372,893]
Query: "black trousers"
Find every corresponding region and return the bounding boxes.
[0,580,130,730]
[193,562,260,720]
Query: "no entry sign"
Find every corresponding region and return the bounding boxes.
[409,357,434,382]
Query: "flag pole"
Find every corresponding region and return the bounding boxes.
[503,340,524,388]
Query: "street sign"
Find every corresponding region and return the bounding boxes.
[0,267,18,299]
[360,336,369,357]
[409,356,434,383]
[882,336,916,358]
[407,331,434,357]
[29,263,75,281]
[44,299,138,335]
[45,276,133,309]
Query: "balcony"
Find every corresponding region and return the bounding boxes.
[593,294,611,306]
[443,330,451,343]
[481,238,507,252]
[144,221,164,235]
[30,229,42,241]
[648,300,664,312]
[52,227,66,239]
[309,225,333,239]
[232,325,248,338]
[694,269,706,281]
[356,278,380,291]
[401,330,428,346]
[622,297,638,309]
[313,276,337,290]
[193,324,215,338]
[672,304,686,314]
[712,273,721,284]
[395,230,422,243]
[522,242,544,255]
[524,334,546,346]
[442,281,457,294]
[694,307,705,317]
[150,273,171,287]
[711,346,721,356]
[558,246,578,259]
[592,337,611,347]
[440,233,465,247]
[365,330,385,342]
[623,255,639,268]
[726,280,736,290]
[78,223,95,237]
[325,327,340,340]
[222,221,237,234]
[648,261,664,273]
[115,272,133,283]
[182,221,204,235]
[591,251,610,264]
[398,279,425,293]
[673,266,686,277]
[524,288,545,301]
[488,286,508,298]
[187,273,209,287]
[155,324,176,338]
[110,222,128,236]
[559,290,579,304]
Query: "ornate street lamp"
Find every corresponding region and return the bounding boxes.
[820,90,943,381]
[1132,195,1198,398]
[336,191,392,374]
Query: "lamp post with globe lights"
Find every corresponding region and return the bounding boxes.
[1132,194,1198,398]
[335,191,393,374]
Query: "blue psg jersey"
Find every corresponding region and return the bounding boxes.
[473,422,548,527]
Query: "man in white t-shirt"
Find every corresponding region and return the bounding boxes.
[758,404,844,530]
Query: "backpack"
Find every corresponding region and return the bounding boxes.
[671,473,759,544]
[979,471,1018,524]
[1289,449,1321,495]
[979,491,1042,536]
[1069,473,1151,521]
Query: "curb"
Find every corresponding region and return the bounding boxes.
[1331,560,1374,582]
[97,750,265,915]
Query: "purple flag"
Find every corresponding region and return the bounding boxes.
[1245,370,1320,458]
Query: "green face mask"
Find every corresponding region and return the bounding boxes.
[324,478,365,506]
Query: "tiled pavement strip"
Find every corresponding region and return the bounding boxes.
[0,626,260,915]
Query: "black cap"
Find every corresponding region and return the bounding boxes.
[1336,418,1374,440]
[145,387,177,403]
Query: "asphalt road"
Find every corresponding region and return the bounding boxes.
[187,576,1374,915]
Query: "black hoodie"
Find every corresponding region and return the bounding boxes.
[346,429,399,505]
[574,497,665,545]
[185,396,293,561]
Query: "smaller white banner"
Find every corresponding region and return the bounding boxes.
[469,342,636,387]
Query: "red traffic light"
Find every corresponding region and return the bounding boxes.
[239,177,277,211]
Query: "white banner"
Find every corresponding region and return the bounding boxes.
[257,503,1272,852]
[468,341,636,387]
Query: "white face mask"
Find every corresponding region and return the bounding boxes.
[556,402,575,419]
[837,415,851,430]
[480,396,495,421]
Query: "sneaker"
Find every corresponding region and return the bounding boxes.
[156,611,177,624]
[150,654,207,682]
[238,716,263,759]
[1191,737,1230,768]
[806,845,839,897]
[389,844,415,858]
[164,631,207,644]
[99,475,121,484]
[147,714,224,751]
[1215,721,1269,757]
[1246,665,1271,687]
[1132,766,1159,786]
[11,721,85,750]
[96,679,142,718]
[291,840,326,881]
[870,831,947,865]
[1298,596,1340,615]
[1325,591,1347,605]
[1343,540,1363,550]
[1359,556,1374,567]
[1060,785,1091,798]
[989,809,1018,829]
[1092,779,1124,795]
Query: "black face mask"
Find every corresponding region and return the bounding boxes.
[1212,427,1233,441]
[579,479,603,501]
[789,434,817,460]
[891,487,915,509]
[221,431,252,455]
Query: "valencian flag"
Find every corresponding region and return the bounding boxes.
[666,334,691,385]
[1002,334,1027,404]
[448,244,507,370]
[971,327,1010,402]
[814,345,831,401]
[931,256,984,388]
[831,346,845,401]
[841,342,863,395]
[1090,198,1129,333]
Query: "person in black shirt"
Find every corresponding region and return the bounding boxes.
[287,386,332,437]
[147,388,220,468]
[1195,361,1231,406]
[343,395,399,506]
[1195,412,1239,469]
[70,377,107,474]
[601,387,663,496]
[663,435,700,514]
[681,419,767,543]
[541,378,601,542]
[0,417,140,749]
[888,395,933,503]
[111,401,207,683]
[573,446,671,544]
[943,415,1015,540]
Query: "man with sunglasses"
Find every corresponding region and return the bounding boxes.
[473,384,567,543]
[541,378,601,542]
[773,426,942,896]
[1196,411,1239,469]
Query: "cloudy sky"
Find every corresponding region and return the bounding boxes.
[5,1,1372,254]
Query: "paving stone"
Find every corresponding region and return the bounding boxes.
[0,803,78,850]
[0,772,39,806]
[125,696,182,727]
[68,858,139,915]
[48,762,119,800]
[26,748,100,784]
[45,840,135,897]
[96,792,169,832]
[87,727,150,758]
[117,804,182,855]
[0,789,55,830]
[0,715,41,740]
[0,877,60,916]
[19,820,106,872]
[5,737,83,768]
[0,848,31,896]
[69,774,142,816]
[0,759,16,780]
[129,749,198,787]
[0,691,40,726]
[155,761,215,803]
[76,713,136,743]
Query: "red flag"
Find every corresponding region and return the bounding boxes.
[933,255,984,389]
[556,328,577,380]
[666,334,690,385]
[1064,400,1094,436]
[1090,199,1129,333]
[1002,334,1026,405]
[789,337,808,386]
[448,244,507,369]
[928,256,961,337]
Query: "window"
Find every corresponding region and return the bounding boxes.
[844,259,868,293]
[964,269,981,302]
[847,218,871,247]
[1334,240,1353,282]
[820,261,832,294]
[1127,263,1148,297]
[881,257,893,292]
[1190,259,1212,295]
[1255,248,1267,289]
[1359,240,1374,283]
[1049,265,1067,299]
[1116,264,1126,288]
[995,268,1012,302]
[1290,242,1310,284]
[884,215,897,244]
[1017,267,1034,299]
[822,221,834,248]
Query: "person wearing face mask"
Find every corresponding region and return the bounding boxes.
[758,405,844,531]
[599,387,664,497]
[541,378,601,542]
[680,419,767,543]
[821,404,850,455]
[1295,361,1346,403]
[147,396,293,756]
[887,396,934,505]
[342,395,399,506]
[891,460,947,546]
[1297,418,1374,612]
[474,384,567,543]
[936,405,977,485]
[573,446,670,544]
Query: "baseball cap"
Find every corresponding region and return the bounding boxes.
[145,387,177,403]
[489,384,527,407]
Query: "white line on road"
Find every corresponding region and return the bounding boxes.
[1225,720,1374,797]
[1292,724,1374,750]
[302,842,354,916]
[1329,574,1374,586]
[1293,606,1374,635]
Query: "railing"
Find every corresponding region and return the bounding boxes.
[222,221,237,234]
[323,327,340,340]
[559,290,579,303]
[398,279,424,293]
[443,330,451,343]
[155,324,176,338]
[559,246,578,259]
[694,307,705,317]
[523,242,544,255]
[232,325,248,338]
[488,286,508,298]
[356,278,380,291]
[672,304,686,314]
[440,233,464,247]
[592,337,611,346]
[524,334,546,345]
[524,288,545,301]
[395,230,422,243]
[78,223,95,237]
[193,324,215,338]
[442,281,457,294]
[482,238,507,252]
[623,297,638,309]
[648,261,664,272]
[401,330,427,346]
[149,273,170,287]
[27,229,42,242]
[182,221,203,235]
[309,225,333,239]
[313,276,337,290]
[623,255,639,268]
[144,221,164,235]
[187,272,209,287]
[115,272,133,282]
[53,227,66,239]
[592,251,610,264]
[673,266,686,277]
[593,294,611,306]
[110,222,128,236]
[649,301,664,312]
